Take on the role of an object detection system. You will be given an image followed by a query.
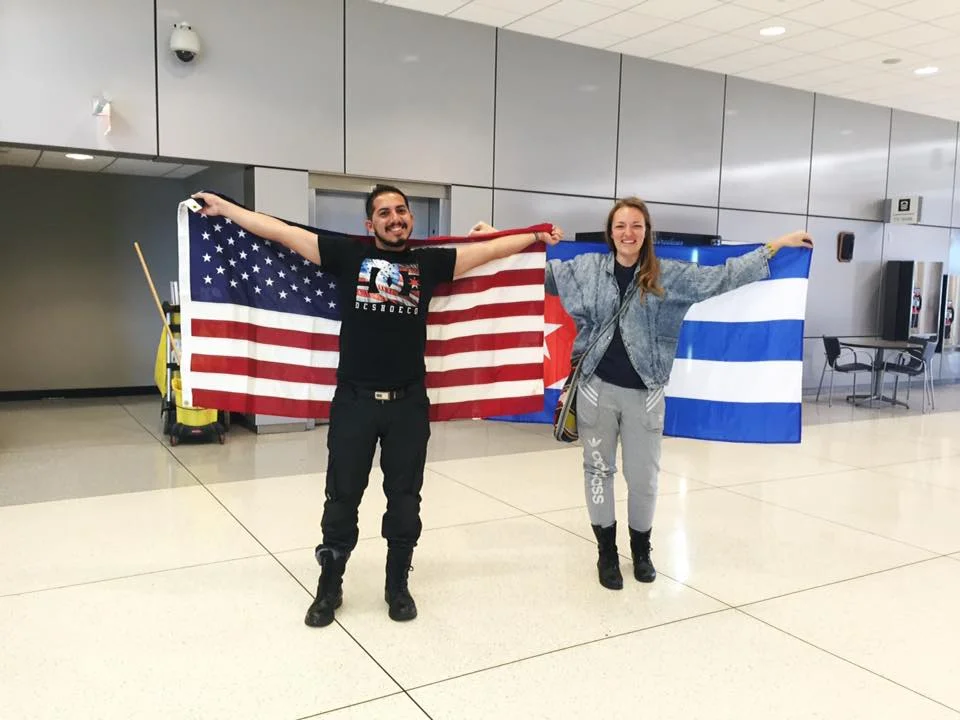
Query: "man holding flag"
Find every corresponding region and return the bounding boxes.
[191,186,562,629]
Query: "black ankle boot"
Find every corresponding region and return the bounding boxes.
[591,523,623,590]
[305,545,349,627]
[384,547,417,622]
[629,527,656,583]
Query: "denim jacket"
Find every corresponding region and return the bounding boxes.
[545,247,771,390]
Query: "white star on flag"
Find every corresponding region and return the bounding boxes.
[543,320,563,358]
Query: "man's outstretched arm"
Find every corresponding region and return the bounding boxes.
[452,223,563,278]
[191,191,321,265]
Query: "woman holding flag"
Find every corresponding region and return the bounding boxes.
[543,197,813,590]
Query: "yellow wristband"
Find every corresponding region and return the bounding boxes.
[764,242,779,258]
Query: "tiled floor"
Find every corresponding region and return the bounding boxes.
[2,386,960,719]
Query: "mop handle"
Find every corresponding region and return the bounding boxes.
[133,242,182,366]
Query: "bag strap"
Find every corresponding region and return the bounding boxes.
[578,283,639,361]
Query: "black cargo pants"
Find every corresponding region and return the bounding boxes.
[320,381,431,553]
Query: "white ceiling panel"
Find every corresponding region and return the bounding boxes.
[829,11,919,36]
[558,26,630,48]
[536,0,621,25]
[727,0,818,11]
[783,0,873,25]
[101,158,184,176]
[36,152,115,172]
[380,0,960,122]
[579,9,671,37]
[0,147,209,178]
[889,0,960,22]
[448,4,524,26]
[162,164,207,179]
[928,13,960,33]
[507,14,579,37]
[684,3,770,32]
[773,27,856,53]
[621,0,729,21]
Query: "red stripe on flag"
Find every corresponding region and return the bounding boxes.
[428,301,543,325]
[426,363,543,389]
[426,332,543,356]
[191,389,331,419]
[430,395,544,421]
[192,389,541,422]
[434,269,545,297]
[411,224,553,247]
[191,354,338,385]
[192,319,340,352]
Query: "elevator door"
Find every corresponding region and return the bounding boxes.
[311,190,442,237]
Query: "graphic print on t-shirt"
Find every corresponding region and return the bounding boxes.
[355,258,421,314]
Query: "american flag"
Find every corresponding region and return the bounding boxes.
[175,201,551,421]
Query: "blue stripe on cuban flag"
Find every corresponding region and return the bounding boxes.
[657,243,811,444]
[490,241,812,445]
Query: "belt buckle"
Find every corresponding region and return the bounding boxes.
[374,390,391,401]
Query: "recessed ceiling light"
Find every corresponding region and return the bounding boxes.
[759,26,786,37]
[65,153,94,160]
[882,58,901,65]
[914,66,939,75]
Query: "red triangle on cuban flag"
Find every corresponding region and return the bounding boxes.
[543,294,577,389]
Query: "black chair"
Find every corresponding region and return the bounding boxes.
[880,338,936,411]
[815,337,873,407]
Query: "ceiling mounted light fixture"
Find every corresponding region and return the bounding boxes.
[759,26,786,37]
[65,153,94,160]
[914,66,939,75]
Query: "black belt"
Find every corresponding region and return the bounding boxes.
[341,382,421,402]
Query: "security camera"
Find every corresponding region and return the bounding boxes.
[170,22,200,63]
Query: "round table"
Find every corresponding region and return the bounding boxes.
[839,337,924,407]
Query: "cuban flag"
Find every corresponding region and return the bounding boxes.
[492,240,812,444]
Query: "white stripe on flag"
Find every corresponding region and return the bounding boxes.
[429,284,543,312]
[433,251,545,279]
[190,374,542,406]
[424,347,543,372]
[190,337,339,368]
[684,278,808,323]
[187,300,342,334]
[190,372,336,401]
[426,315,543,340]
[666,359,803,403]
[428,380,544,405]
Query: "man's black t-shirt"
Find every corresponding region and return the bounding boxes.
[317,235,457,389]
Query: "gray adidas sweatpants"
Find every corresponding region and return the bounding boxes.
[576,375,665,532]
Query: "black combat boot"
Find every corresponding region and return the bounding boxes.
[629,527,656,583]
[591,523,623,590]
[384,547,417,622]
[304,545,349,627]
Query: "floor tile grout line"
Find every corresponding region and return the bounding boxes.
[293,691,412,720]
[0,552,272,599]
[402,606,733,695]
[714,484,947,556]
[733,555,955,612]
[297,689,439,720]
[115,397,960,714]
[528,512,739,610]
[118,403,416,701]
[726,462,960,499]
[733,607,960,716]
[426,467,749,623]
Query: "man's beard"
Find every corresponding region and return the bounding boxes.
[375,227,408,249]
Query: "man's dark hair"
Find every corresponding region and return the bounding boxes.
[365,183,410,219]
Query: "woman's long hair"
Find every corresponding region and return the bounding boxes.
[604,197,664,299]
